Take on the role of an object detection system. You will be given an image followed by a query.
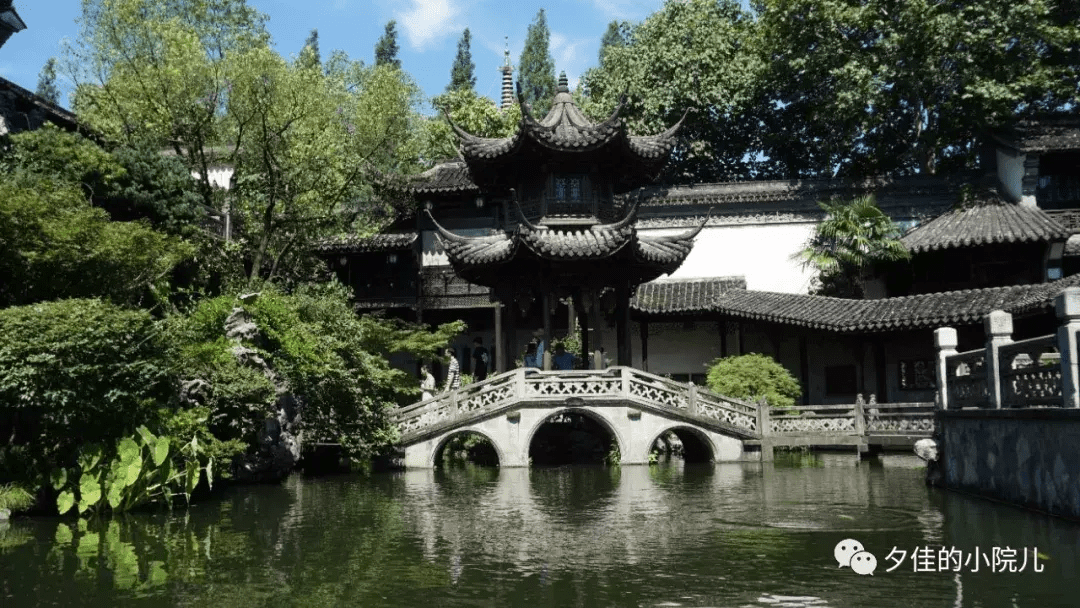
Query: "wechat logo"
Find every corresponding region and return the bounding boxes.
[835,539,877,576]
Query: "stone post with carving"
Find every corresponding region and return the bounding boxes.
[1056,287,1080,408]
[985,310,1013,409]
[934,327,958,410]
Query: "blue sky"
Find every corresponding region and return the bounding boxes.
[3,0,679,112]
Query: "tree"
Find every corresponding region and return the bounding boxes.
[299,28,320,71]
[706,353,802,407]
[447,28,476,92]
[795,196,910,298]
[35,57,61,104]
[580,0,763,182]
[421,88,522,164]
[375,20,401,69]
[67,0,424,287]
[754,0,1080,179]
[598,20,630,65]
[518,9,556,115]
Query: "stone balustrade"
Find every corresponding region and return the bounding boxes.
[936,286,1080,409]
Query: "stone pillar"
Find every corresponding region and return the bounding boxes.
[580,308,590,368]
[756,397,772,462]
[935,328,958,410]
[1056,287,1080,408]
[985,310,1013,409]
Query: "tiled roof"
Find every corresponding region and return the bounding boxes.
[449,77,680,163]
[403,161,478,193]
[709,274,1080,333]
[631,277,747,314]
[901,200,1069,253]
[315,232,417,254]
[520,223,633,259]
[995,116,1080,153]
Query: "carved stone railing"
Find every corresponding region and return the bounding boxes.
[766,404,858,436]
[944,349,988,409]
[390,367,760,442]
[935,291,1080,410]
[863,402,936,435]
[999,334,1062,407]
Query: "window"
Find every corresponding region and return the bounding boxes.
[553,175,586,202]
[825,365,858,396]
[899,360,935,390]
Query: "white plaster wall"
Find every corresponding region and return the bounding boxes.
[641,224,819,294]
[193,167,234,190]
[996,149,1026,204]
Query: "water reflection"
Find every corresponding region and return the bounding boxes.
[1,456,1078,607]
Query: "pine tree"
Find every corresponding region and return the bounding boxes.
[299,28,320,70]
[36,57,61,105]
[518,9,556,115]
[375,20,401,69]
[447,28,476,92]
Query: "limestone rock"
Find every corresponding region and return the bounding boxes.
[914,438,938,462]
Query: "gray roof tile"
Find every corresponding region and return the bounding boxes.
[901,199,1069,253]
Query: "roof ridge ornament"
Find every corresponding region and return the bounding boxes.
[595,195,641,232]
[511,189,545,233]
[557,71,569,93]
[424,209,508,245]
[654,207,713,242]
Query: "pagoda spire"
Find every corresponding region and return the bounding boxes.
[499,37,514,110]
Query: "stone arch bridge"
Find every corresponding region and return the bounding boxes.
[391,367,761,468]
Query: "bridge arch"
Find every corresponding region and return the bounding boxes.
[645,425,717,463]
[523,406,627,466]
[429,427,506,469]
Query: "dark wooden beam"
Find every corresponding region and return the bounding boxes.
[494,303,505,373]
[799,334,810,405]
[640,318,649,372]
[616,282,631,366]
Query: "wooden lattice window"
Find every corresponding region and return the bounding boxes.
[899,359,935,390]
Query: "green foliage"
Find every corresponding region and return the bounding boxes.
[518,9,556,115]
[166,284,463,460]
[0,484,35,512]
[421,88,522,164]
[0,300,172,483]
[581,0,762,182]
[448,28,476,92]
[299,28,320,71]
[754,0,1080,177]
[35,57,61,104]
[796,195,910,298]
[706,353,802,407]
[375,20,401,69]
[0,175,194,308]
[52,426,212,515]
[598,20,631,64]
[67,0,424,286]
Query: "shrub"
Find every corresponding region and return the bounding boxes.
[0,484,35,512]
[0,299,172,483]
[705,353,802,407]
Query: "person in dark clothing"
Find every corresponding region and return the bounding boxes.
[472,337,489,381]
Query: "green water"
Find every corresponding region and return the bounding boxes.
[2,454,1078,607]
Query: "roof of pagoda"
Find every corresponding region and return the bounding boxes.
[426,203,708,287]
[901,193,1069,254]
[448,73,684,165]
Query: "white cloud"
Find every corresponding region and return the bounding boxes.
[549,31,589,85]
[398,0,462,51]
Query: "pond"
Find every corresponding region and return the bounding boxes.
[2,454,1078,607]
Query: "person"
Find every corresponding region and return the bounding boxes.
[444,347,461,392]
[553,343,574,370]
[534,329,546,364]
[472,337,489,381]
[523,341,539,369]
[420,364,436,401]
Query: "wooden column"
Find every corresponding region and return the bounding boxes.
[542,290,552,370]
[616,282,631,366]
[640,318,650,372]
[494,303,505,373]
[580,307,590,368]
[719,320,727,357]
[799,335,810,405]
